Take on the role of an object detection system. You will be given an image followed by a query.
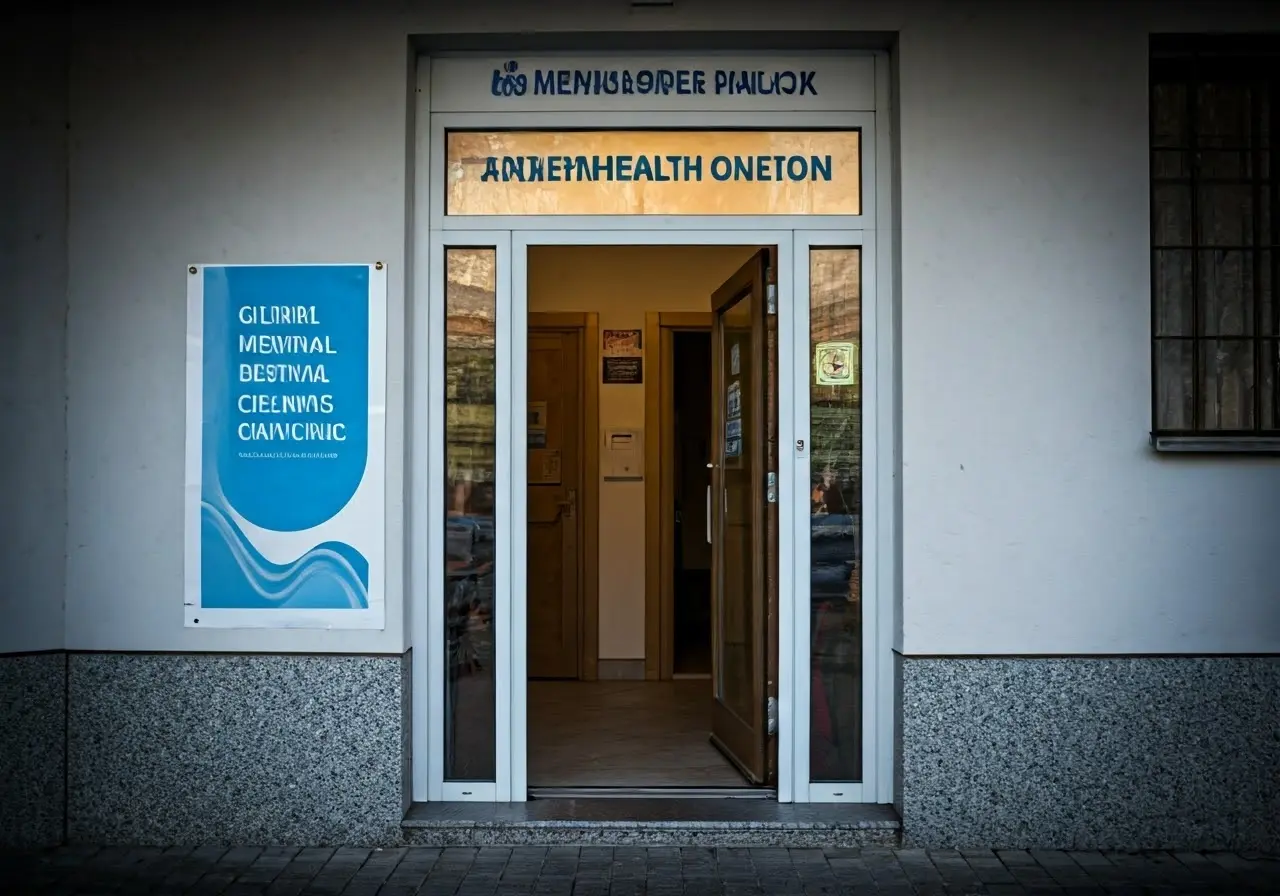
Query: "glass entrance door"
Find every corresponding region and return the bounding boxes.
[708,249,776,785]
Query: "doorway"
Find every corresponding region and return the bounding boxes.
[671,330,713,678]
[523,244,777,792]
[424,226,879,805]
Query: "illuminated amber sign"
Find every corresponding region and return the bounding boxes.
[446,130,860,216]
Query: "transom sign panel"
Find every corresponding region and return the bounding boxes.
[446,131,861,216]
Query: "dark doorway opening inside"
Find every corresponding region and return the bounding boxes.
[672,329,713,678]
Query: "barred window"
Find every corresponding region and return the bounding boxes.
[1150,37,1279,450]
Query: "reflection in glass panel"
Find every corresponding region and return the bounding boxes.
[718,294,755,724]
[444,248,497,781]
[1155,339,1194,431]
[808,248,862,783]
[1198,249,1254,336]
[447,130,861,216]
[1262,341,1280,429]
[1200,339,1255,430]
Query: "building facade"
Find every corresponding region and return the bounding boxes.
[2,0,1278,851]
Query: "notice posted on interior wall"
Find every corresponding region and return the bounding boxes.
[184,263,387,629]
[602,328,643,383]
[603,329,642,357]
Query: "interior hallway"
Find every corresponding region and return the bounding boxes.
[528,680,749,788]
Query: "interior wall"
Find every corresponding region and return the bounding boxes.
[528,245,758,660]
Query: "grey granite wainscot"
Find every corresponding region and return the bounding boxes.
[0,652,66,848]
[67,651,409,846]
[899,655,1280,852]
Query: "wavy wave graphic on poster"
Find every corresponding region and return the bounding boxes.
[200,501,369,610]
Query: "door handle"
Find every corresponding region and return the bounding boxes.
[705,464,714,544]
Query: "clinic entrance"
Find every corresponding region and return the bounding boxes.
[524,245,780,794]
[431,225,879,804]
[416,52,890,808]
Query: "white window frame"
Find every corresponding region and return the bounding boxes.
[792,230,884,803]
[410,53,898,806]
[424,230,513,803]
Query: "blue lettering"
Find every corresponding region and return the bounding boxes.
[501,156,525,182]
[491,61,528,97]
[497,64,815,99]
[474,152,830,184]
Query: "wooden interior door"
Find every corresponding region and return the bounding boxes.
[708,249,773,784]
[527,328,582,679]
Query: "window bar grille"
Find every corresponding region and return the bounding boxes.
[1187,53,1201,431]
[1272,72,1280,428]
[1251,75,1263,431]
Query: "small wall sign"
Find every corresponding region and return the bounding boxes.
[815,341,858,386]
[603,357,643,384]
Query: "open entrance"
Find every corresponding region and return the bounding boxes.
[524,244,778,794]
[671,329,713,679]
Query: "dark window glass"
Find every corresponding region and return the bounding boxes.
[444,247,497,781]
[1151,38,1279,436]
[808,248,862,782]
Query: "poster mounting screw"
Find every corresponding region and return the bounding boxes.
[188,266,197,275]
[375,261,384,270]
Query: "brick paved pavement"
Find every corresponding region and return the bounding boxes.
[2,846,1278,894]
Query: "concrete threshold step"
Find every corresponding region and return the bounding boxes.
[402,798,901,847]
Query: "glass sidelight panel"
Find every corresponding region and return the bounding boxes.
[807,248,863,783]
[444,247,498,781]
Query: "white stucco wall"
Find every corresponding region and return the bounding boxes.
[65,11,412,652]
[1,14,68,654]
[62,0,1280,654]
[893,1,1280,654]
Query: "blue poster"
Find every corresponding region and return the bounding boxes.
[188,264,385,624]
